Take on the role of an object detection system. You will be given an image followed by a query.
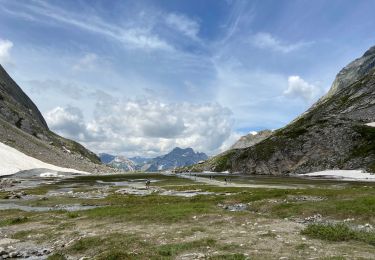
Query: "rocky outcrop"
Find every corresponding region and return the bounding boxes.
[0,65,110,173]
[186,45,375,175]
[230,130,273,149]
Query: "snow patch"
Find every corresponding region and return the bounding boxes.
[0,142,88,176]
[365,122,375,127]
[39,172,64,178]
[301,170,375,181]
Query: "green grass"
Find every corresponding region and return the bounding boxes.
[209,254,247,260]
[84,193,221,223]
[302,223,375,246]
[11,230,33,240]
[157,238,216,256]
[47,253,67,260]
[0,216,29,226]
[58,233,217,259]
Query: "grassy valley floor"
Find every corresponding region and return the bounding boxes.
[1,172,375,259]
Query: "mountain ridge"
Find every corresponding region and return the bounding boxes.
[181,45,375,175]
[0,65,109,173]
[100,147,208,172]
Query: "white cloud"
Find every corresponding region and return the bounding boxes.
[250,32,311,53]
[73,53,98,71]
[0,39,13,64]
[46,99,235,157]
[165,13,200,39]
[284,76,320,101]
[45,106,92,141]
[3,2,172,51]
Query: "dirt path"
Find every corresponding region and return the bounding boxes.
[172,173,300,189]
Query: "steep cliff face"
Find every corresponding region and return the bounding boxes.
[0,65,48,137]
[0,65,109,173]
[187,46,375,175]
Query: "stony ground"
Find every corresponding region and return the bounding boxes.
[1,172,375,259]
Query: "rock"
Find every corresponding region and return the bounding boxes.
[303,214,322,224]
[219,203,248,212]
[8,251,19,258]
[178,252,205,260]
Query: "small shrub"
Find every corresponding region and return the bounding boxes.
[302,223,375,246]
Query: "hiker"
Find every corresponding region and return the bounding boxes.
[224,178,227,184]
[146,179,151,189]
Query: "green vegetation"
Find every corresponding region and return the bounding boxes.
[207,150,236,172]
[209,254,247,260]
[0,215,29,226]
[47,253,66,260]
[302,223,375,246]
[157,238,216,256]
[3,173,375,258]
[350,125,375,172]
[53,233,218,259]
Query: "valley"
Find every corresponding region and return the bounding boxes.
[1,2,375,259]
[1,172,375,259]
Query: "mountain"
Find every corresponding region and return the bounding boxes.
[145,147,208,172]
[184,45,375,175]
[100,148,208,172]
[99,153,116,164]
[230,130,273,149]
[129,156,151,165]
[99,154,145,171]
[107,156,137,172]
[0,65,109,173]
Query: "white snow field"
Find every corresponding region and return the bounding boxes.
[301,170,375,181]
[0,142,88,176]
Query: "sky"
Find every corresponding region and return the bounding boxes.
[0,0,375,157]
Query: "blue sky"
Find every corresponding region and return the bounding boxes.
[0,0,374,157]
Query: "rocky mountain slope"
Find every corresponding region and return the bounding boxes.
[0,65,109,173]
[230,130,273,149]
[98,153,116,164]
[184,46,375,175]
[107,156,137,172]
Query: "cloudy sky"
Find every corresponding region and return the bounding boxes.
[1,0,375,157]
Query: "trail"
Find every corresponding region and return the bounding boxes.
[170,173,300,189]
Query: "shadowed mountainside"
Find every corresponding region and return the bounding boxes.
[182,46,375,175]
[0,65,110,173]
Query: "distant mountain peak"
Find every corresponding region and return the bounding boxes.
[101,147,208,172]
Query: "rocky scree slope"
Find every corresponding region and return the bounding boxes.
[0,65,110,173]
[184,46,375,175]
